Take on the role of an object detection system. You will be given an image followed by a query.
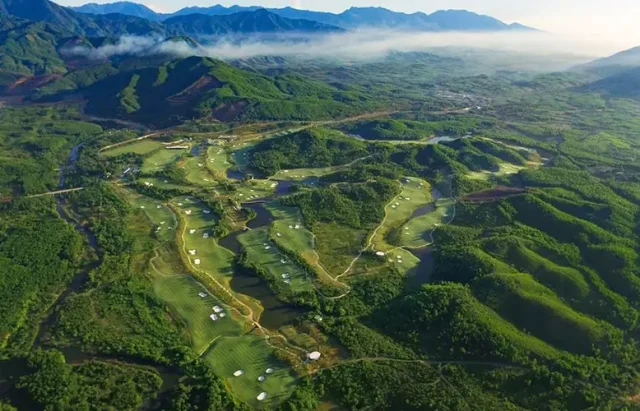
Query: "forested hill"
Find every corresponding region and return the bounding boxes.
[79,56,376,126]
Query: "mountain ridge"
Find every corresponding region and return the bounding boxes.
[66,1,536,32]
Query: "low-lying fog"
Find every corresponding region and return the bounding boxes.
[63,30,631,70]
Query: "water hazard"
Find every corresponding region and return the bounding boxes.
[219,203,307,330]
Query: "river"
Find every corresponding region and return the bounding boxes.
[28,144,181,399]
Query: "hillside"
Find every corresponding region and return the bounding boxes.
[581,67,640,101]
[80,56,376,125]
[0,0,164,36]
[576,46,640,76]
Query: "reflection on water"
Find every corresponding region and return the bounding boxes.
[220,203,306,329]
[407,247,435,289]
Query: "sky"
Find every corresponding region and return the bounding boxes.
[56,0,640,51]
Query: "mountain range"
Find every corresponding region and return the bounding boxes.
[69,1,534,32]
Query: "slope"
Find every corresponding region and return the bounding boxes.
[82,56,375,126]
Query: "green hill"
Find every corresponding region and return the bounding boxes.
[82,57,376,126]
[472,273,619,355]
[373,282,561,362]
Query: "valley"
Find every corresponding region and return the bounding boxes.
[1,0,640,409]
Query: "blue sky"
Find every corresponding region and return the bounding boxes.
[57,0,640,45]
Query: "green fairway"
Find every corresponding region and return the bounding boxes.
[151,271,244,354]
[399,198,456,248]
[140,149,184,174]
[230,179,277,203]
[121,190,176,241]
[172,198,236,280]
[203,333,297,409]
[467,162,525,181]
[266,204,314,256]
[102,140,164,157]
[181,155,217,187]
[271,166,337,182]
[238,227,314,293]
[206,146,233,178]
[371,177,431,252]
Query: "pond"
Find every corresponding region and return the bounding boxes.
[220,203,307,330]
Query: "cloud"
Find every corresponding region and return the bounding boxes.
[61,30,627,67]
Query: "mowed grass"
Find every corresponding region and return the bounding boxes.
[180,155,217,187]
[206,146,232,178]
[237,227,314,293]
[266,205,313,256]
[313,222,368,277]
[102,140,163,157]
[271,166,337,182]
[372,177,431,252]
[172,198,236,279]
[399,198,455,248]
[467,162,525,181]
[120,189,176,241]
[140,149,183,174]
[151,271,244,354]
[138,176,188,191]
[230,179,277,203]
[203,333,297,409]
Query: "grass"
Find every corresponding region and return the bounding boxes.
[229,179,277,203]
[151,268,244,354]
[206,145,233,178]
[180,155,217,187]
[467,162,525,181]
[399,198,455,248]
[140,149,184,174]
[172,197,236,280]
[313,222,368,277]
[266,204,314,256]
[203,333,297,409]
[101,140,163,157]
[238,227,314,294]
[371,177,431,252]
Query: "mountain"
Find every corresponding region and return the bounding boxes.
[70,1,159,21]
[581,67,640,101]
[81,55,374,126]
[163,9,344,37]
[68,2,536,32]
[576,46,640,76]
[0,0,165,36]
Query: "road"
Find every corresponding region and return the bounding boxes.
[27,187,84,198]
